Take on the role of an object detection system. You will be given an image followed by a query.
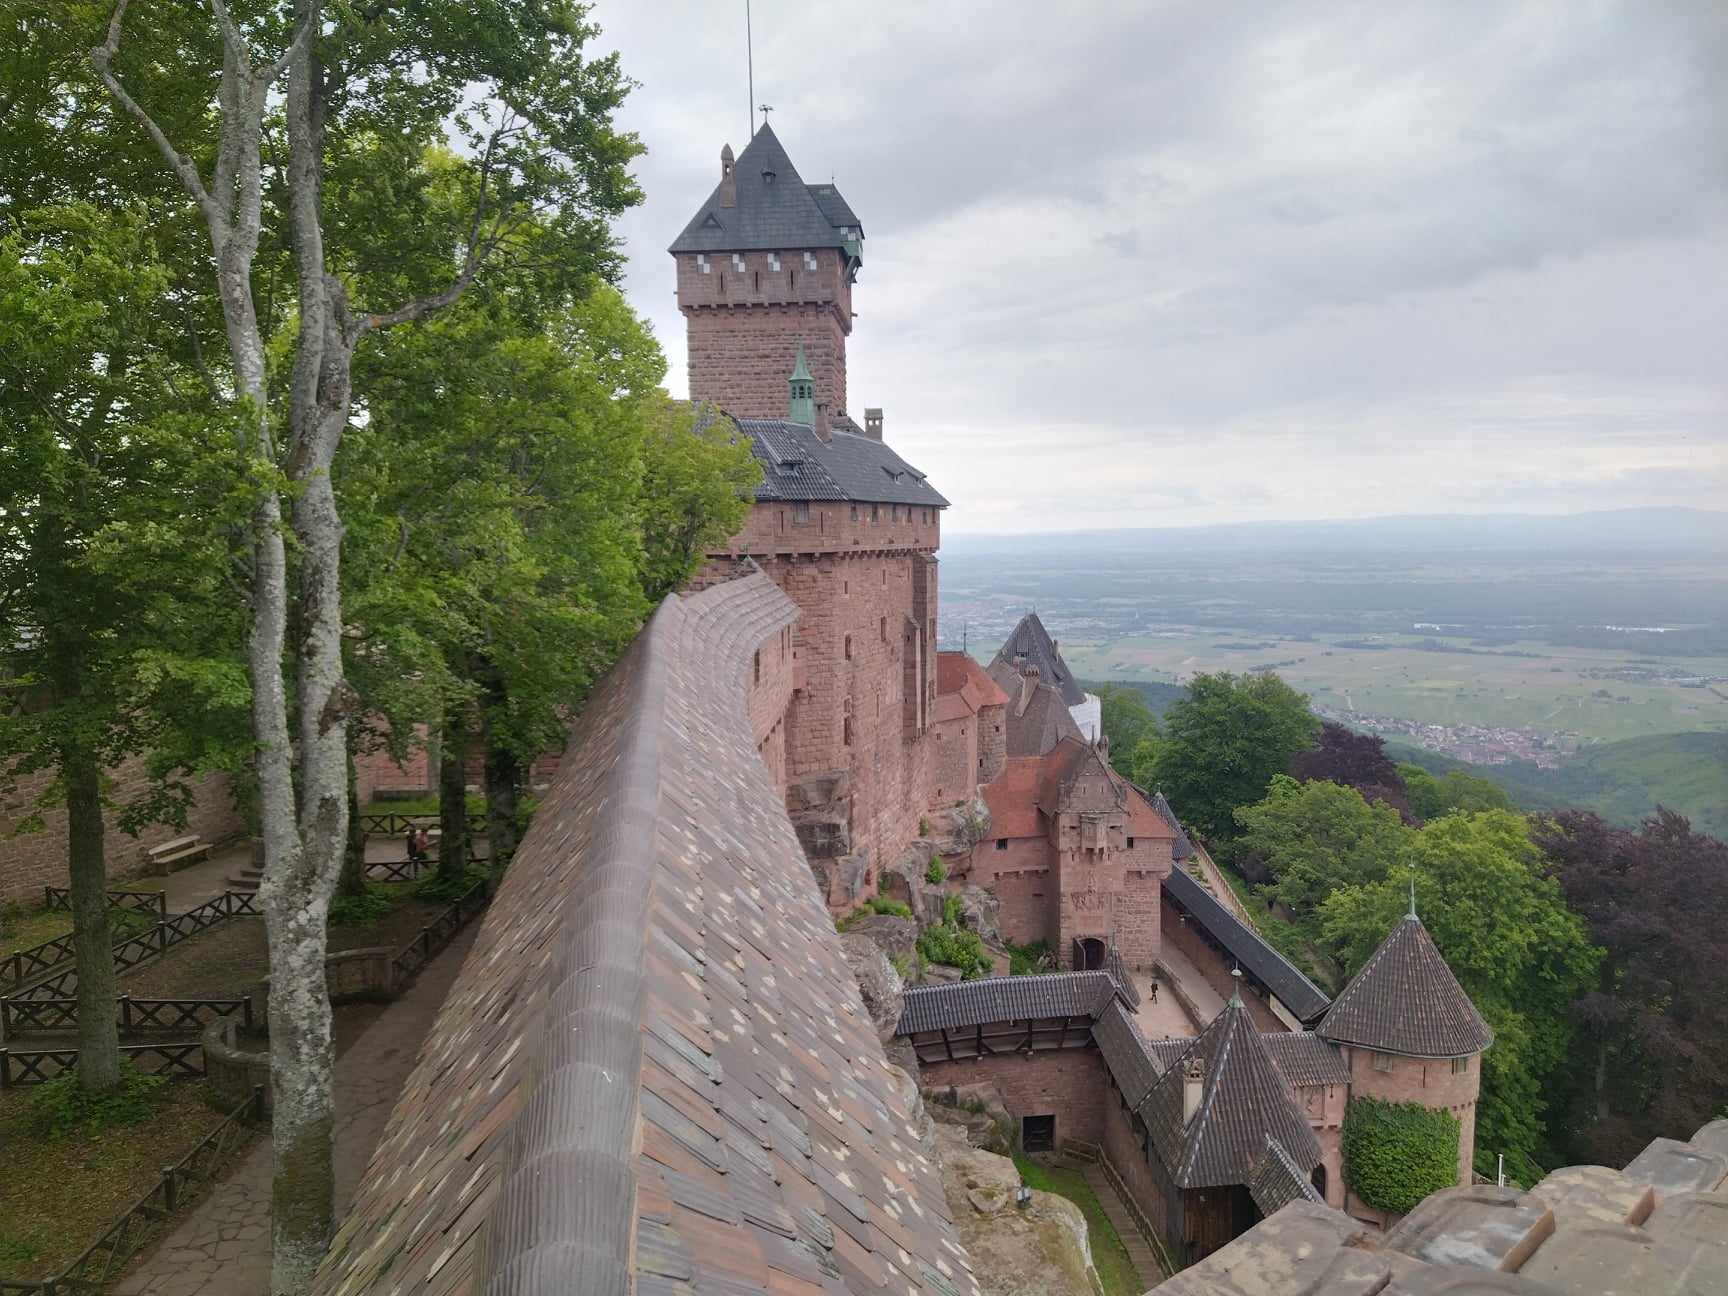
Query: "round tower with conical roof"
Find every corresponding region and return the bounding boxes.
[1318,905,1493,1202]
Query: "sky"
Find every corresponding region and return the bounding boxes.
[588,1,1728,534]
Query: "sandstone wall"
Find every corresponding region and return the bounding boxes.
[920,1046,1111,1151]
[1341,1044,1479,1186]
[0,759,244,905]
[1161,893,1288,1032]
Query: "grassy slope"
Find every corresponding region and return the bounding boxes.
[1390,732,1728,837]
[1013,1156,1146,1296]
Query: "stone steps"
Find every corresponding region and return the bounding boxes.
[1081,1162,1165,1285]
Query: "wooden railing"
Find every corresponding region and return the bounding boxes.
[0,994,251,1038]
[388,876,490,986]
[0,1085,262,1291]
[0,1041,206,1088]
[8,891,259,1002]
[358,811,487,837]
[41,888,168,922]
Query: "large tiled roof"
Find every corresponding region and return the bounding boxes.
[669,124,860,254]
[989,670,1083,759]
[1247,1136,1326,1218]
[979,756,1045,839]
[315,571,975,1296]
[936,652,1009,712]
[1092,999,1162,1108]
[896,971,1121,1035]
[1162,866,1333,1024]
[1148,789,1195,862]
[1142,993,1323,1191]
[1317,914,1493,1058]
[739,419,948,508]
[1260,1031,1350,1088]
[988,613,1086,707]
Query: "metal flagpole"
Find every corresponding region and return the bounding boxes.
[746,0,755,137]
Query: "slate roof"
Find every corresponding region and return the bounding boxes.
[1260,1032,1350,1088]
[988,666,1084,758]
[896,971,1121,1036]
[1149,789,1195,862]
[1317,913,1494,1058]
[739,418,949,508]
[1141,993,1323,1191]
[1162,866,1333,1025]
[670,124,861,255]
[988,613,1086,707]
[314,571,976,1296]
[1092,999,1161,1108]
[1247,1136,1327,1218]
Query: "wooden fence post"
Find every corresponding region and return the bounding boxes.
[160,1166,177,1214]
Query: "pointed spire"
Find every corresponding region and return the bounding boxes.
[1318,909,1493,1058]
[1229,966,1244,1008]
[787,344,814,425]
[1408,875,1418,920]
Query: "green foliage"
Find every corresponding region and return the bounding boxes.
[1341,1097,1460,1214]
[0,1234,36,1267]
[28,1062,167,1139]
[1397,763,1512,821]
[867,895,914,918]
[328,886,398,927]
[1215,865,1339,993]
[1097,684,1160,765]
[942,893,964,928]
[917,924,992,980]
[1151,672,1320,845]
[1012,1154,1149,1296]
[1321,811,1601,1167]
[1232,776,1408,929]
[415,866,489,905]
[926,855,947,885]
[1007,939,1053,976]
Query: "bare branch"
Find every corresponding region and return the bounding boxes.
[263,11,317,88]
[354,263,482,339]
[91,0,220,230]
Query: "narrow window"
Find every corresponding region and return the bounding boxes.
[844,635,852,661]
[753,650,761,684]
[892,504,900,523]
[995,839,1008,852]
[1373,1052,1395,1074]
[844,716,854,746]
[1451,1056,1469,1075]
[1127,837,1137,849]
[871,504,879,523]
[879,616,887,641]
[753,270,760,291]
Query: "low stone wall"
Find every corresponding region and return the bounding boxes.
[204,1015,270,1111]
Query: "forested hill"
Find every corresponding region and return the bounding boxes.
[1092,677,1724,836]
[1389,732,1728,839]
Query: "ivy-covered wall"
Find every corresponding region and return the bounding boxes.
[1341,1095,1461,1215]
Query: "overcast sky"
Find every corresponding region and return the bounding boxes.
[589,1,1727,534]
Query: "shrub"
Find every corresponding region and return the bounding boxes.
[1007,939,1053,977]
[867,895,913,918]
[328,886,397,927]
[28,1062,167,1138]
[925,855,947,885]
[918,924,991,979]
[1341,1096,1460,1214]
[919,817,930,836]
[942,893,964,928]
[416,866,489,905]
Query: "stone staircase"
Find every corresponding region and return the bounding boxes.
[1081,1162,1166,1285]
[225,861,264,893]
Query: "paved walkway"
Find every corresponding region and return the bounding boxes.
[1130,968,1196,1039]
[1081,1161,1167,1285]
[1152,941,1227,1031]
[112,923,479,1296]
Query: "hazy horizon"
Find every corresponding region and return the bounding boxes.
[592,1,1728,532]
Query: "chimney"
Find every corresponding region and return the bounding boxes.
[1017,664,1039,717]
[719,144,736,208]
[814,401,832,443]
[1183,1054,1205,1125]
[864,407,884,441]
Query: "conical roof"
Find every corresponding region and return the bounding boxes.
[1317,915,1493,1058]
[1142,991,1322,1189]
[669,124,860,254]
[989,612,1085,707]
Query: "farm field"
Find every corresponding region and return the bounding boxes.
[1061,629,1728,746]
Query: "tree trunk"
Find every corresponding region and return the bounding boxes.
[438,706,470,884]
[66,747,120,1093]
[477,663,520,870]
[338,747,366,898]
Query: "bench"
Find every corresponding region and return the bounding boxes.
[146,834,210,875]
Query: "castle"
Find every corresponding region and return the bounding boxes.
[316,126,1506,1293]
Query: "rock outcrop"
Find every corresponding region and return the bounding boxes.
[840,931,906,1043]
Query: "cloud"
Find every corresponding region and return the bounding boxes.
[590,0,1728,531]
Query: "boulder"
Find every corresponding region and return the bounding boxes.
[845,913,919,964]
[925,797,992,857]
[958,885,1003,945]
[839,932,905,1042]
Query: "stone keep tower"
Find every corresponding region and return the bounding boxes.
[1315,905,1494,1197]
[669,124,863,420]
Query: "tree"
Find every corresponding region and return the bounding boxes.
[1534,809,1728,1166]
[1231,776,1408,931]
[1291,722,1410,817]
[1150,672,1319,845]
[1398,762,1512,822]
[1321,810,1600,1170]
[1097,684,1161,787]
[636,394,764,603]
[0,207,246,1093]
[91,4,642,1286]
